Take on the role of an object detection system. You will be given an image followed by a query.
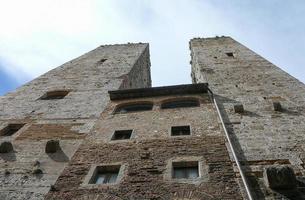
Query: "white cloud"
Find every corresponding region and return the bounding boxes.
[0,0,304,86]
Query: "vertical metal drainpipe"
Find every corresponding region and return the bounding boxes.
[207,88,254,200]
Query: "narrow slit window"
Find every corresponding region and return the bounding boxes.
[225,52,234,57]
[171,126,190,136]
[0,124,25,136]
[112,130,132,140]
[161,99,199,109]
[115,103,153,114]
[173,161,199,179]
[40,90,69,100]
[90,165,120,184]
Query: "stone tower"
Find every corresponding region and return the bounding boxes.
[190,36,305,199]
[0,43,151,199]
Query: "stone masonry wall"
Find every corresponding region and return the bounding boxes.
[0,43,151,200]
[190,37,305,199]
[46,94,243,200]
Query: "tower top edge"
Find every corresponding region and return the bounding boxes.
[190,36,233,42]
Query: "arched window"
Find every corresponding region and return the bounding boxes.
[161,98,199,109]
[114,102,153,114]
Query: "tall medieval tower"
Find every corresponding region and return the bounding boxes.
[190,37,305,199]
[0,43,151,199]
[0,37,304,200]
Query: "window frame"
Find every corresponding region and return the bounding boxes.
[164,157,208,184]
[172,161,199,179]
[89,165,120,185]
[82,163,125,187]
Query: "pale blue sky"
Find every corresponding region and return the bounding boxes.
[0,0,304,95]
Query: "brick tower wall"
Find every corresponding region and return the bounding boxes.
[190,37,305,199]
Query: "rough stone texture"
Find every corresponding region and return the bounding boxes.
[46,93,242,200]
[0,43,151,199]
[190,36,305,199]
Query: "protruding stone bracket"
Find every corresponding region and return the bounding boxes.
[234,104,244,113]
[273,101,282,112]
[0,141,14,153]
[45,140,60,153]
[32,166,43,175]
[263,165,297,189]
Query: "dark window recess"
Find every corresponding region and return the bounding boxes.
[0,124,25,136]
[171,126,190,136]
[161,99,199,109]
[112,130,132,140]
[226,52,234,57]
[173,161,199,179]
[115,103,153,113]
[96,59,107,65]
[40,90,69,100]
[90,165,120,184]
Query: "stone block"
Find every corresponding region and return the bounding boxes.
[32,167,43,175]
[263,165,297,189]
[45,140,60,153]
[0,141,14,153]
[234,104,244,113]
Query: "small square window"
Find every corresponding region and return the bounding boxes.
[171,126,190,136]
[89,165,120,184]
[40,90,69,100]
[226,52,234,57]
[173,161,199,179]
[111,130,132,140]
[0,124,25,136]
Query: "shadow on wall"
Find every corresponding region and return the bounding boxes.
[214,94,266,199]
[0,151,16,162]
[47,147,69,162]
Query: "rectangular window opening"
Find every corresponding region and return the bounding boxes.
[226,52,234,57]
[111,130,132,140]
[171,126,190,136]
[90,165,120,184]
[172,161,199,179]
[40,90,69,100]
[0,124,25,136]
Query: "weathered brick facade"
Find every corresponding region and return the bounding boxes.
[1,37,304,199]
[44,84,242,200]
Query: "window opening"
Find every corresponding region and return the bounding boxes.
[161,99,199,109]
[0,124,24,136]
[115,103,153,113]
[171,126,190,136]
[90,165,120,184]
[173,161,199,179]
[226,52,234,57]
[40,90,69,100]
[112,130,132,140]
